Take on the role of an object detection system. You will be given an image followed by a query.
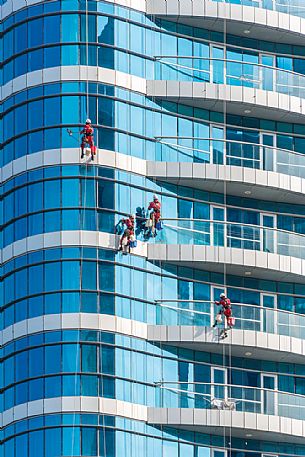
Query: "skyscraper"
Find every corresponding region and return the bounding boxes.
[2,0,305,456]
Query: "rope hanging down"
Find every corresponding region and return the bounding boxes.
[222,16,233,457]
[70,0,100,454]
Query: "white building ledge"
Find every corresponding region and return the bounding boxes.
[147,81,305,124]
[2,149,305,206]
[2,315,305,365]
[1,397,148,428]
[147,407,305,443]
[146,0,305,46]
[1,230,147,264]
[2,232,305,283]
[147,326,305,364]
[147,162,305,205]
[148,244,305,283]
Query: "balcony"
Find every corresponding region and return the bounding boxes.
[148,220,305,282]
[148,139,305,204]
[210,0,305,19]
[146,0,305,46]
[154,57,305,98]
[149,301,305,363]
[148,382,305,443]
[148,59,305,123]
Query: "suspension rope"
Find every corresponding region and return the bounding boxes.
[82,0,108,452]
[220,15,232,457]
[150,39,166,443]
[222,16,233,457]
[71,0,93,455]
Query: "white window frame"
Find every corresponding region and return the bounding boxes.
[210,44,226,84]
[211,206,226,249]
[212,449,227,457]
[260,212,277,254]
[210,123,225,165]
[211,366,228,401]
[260,132,276,172]
[259,53,276,91]
[261,373,278,416]
[260,293,277,334]
[211,285,227,326]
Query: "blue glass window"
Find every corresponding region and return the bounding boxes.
[82,344,97,372]
[45,428,61,457]
[44,15,60,44]
[82,428,97,456]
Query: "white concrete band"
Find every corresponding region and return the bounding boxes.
[1,313,148,346]
[2,148,305,206]
[147,81,305,124]
[1,397,148,428]
[1,66,146,101]
[146,0,305,46]
[148,243,305,283]
[148,407,305,443]
[1,0,146,21]
[1,230,147,264]
[2,396,305,443]
[0,148,147,184]
[147,161,305,205]
[2,230,305,282]
[148,325,305,364]
[3,313,305,365]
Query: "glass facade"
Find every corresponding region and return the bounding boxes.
[2,1,305,457]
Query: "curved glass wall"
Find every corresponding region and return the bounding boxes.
[3,4,305,84]
[2,247,305,330]
[3,412,305,457]
[3,164,305,264]
[4,80,305,173]
[4,329,305,415]
[2,0,305,456]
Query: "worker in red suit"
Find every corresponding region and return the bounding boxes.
[148,194,161,233]
[80,119,96,160]
[119,214,135,252]
[213,292,234,337]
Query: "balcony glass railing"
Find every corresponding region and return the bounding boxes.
[155,382,305,421]
[155,300,305,339]
[213,0,305,19]
[156,219,305,261]
[155,58,305,99]
[155,137,305,179]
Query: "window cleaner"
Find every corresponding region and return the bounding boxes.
[147,194,162,235]
[80,119,96,160]
[213,292,234,338]
[118,214,136,254]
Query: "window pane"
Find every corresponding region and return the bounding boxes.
[81,428,97,456]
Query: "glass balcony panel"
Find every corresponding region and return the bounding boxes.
[155,58,305,99]
[156,383,305,422]
[155,297,305,347]
[157,220,305,267]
